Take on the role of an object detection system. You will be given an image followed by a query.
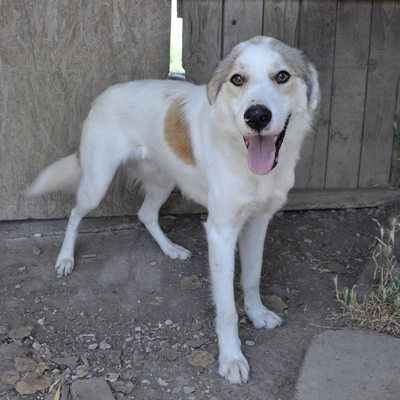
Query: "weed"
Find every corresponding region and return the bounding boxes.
[329,216,400,337]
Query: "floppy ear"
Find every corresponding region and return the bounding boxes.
[206,72,220,105]
[207,45,243,105]
[305,61,321,112]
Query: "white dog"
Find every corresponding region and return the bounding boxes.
[26,36,320,384]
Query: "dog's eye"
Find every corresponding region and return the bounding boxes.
[230,74,244,86]
[276,71,291,84]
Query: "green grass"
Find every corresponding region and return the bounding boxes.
[170,0,184,73]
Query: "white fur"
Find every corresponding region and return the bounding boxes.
[26,36,320,384]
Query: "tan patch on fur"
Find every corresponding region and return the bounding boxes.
[164,99,195,165]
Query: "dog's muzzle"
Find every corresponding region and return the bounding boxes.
[243,114,291,175]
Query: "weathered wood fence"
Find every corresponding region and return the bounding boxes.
[1,0,400,220]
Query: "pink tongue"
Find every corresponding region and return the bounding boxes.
[247,135,276,175]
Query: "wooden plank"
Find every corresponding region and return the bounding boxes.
[0,0,171,220]
[285,188,400,210]
[358,2,400,187]
[182,0,223,85]
[325,1,372,188]
[263,0,300,46]
[161,188,400,215]
[222,0,264,57]
[294,0,337,189]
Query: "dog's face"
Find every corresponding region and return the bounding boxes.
[207,36,320,175]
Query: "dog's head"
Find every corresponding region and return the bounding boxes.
[207,36,320,175]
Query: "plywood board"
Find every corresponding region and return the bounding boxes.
[0,0,171,220]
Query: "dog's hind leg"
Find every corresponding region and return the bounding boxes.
[55,163,118,277]
[239,212,282,329]
[138,178,191,260]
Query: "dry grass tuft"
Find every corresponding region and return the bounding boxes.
[328,216,400,337]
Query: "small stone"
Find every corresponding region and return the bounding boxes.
[245,340,255,346]
[18,266,27,272]
[99,341,111,350]
[104,349,121,365]
[88,343,98,350]
[32,246,42,255]
[76,365,90,378]
[150,261,157,266]
[71,377,114,399]
[0,325,9,335]
[164,319,173,326]
[16,372,51,395]
[32,342,41,352]
[33,233,42,237]
[34,297,41,304]
[183,386,196,394]
[162,348,179,361]
[65,306,79,320]
[15,284,21,289]
[111,380,134,394]
[326,262,348,275]
[157,377,168,387]
[14,357,38,372]
[1,370,21,385]
[180,275,201,290]
[186,350,215,368]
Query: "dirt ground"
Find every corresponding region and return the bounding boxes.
[1,204,399,400]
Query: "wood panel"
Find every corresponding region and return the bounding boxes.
[182,0,223,85]
[325,1,372,188]
[263,0,300,46]
[295,0,337,189]
[0,0,171,220]
[358,2,400,187]
[222,0,264,57]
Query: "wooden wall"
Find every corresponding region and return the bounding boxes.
[1,0,400,220]
[182,0,400,191]
[0,0,170,220]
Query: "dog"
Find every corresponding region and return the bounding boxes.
[26,36,320,384]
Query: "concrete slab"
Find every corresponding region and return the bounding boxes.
[292,330,400,400]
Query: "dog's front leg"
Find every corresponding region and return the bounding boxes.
[205,215,249,384]
[239,212,282,329]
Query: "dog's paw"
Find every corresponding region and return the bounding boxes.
[247,307,282,330]
[163,243,192,260]
[55,258,74,278]
[219,354,250,384]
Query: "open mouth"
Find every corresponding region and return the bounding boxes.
[243,115,291,175]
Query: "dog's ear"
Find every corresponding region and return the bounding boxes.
[207,45,243,105]
[207,72,220,105]
[305,62,320,112]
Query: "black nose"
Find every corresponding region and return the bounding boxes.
[244,105,272,131]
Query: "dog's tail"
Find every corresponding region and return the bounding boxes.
[25,153,82,197]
